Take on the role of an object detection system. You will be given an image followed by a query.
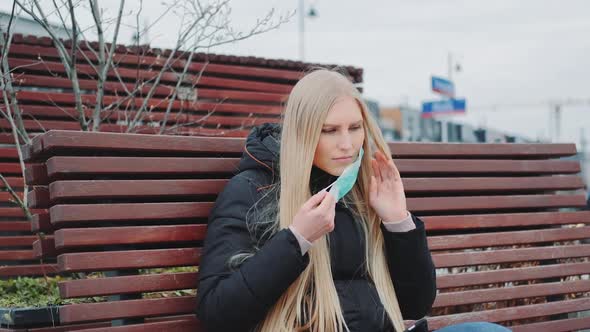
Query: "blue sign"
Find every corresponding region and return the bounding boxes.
[431,76,455,97]
[422,98,466,118]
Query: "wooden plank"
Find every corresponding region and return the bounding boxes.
[58,296,196,323]
[13,74,288,102]
[432,244,590,268]
[395,159,581,175]
[0,177,25,189]
[13,90,283,115]
[0,191,24,202]
[0,208,45,218]
[0,162,23,174]
[99,125,251,138]
[27,186,50,208]
[0,236,38,247]
[27,322,111,332]
[434,279,590,307]
[510,316,590,332]
[44,158,582,181]
[427,298,590,330]
[58,248,200,272]
[49,179,228,200]
[408,194,587,212]
[0,250,36,260]
[50,202,212,225]
[24,163,49,186]
[423,211,590,231]
[387,141,578,158]
[33,237,57,258]
[403,175,585,193]
[46,157,239,178]
[55,225,206,249]
[0,147,19,159]
[26,130,244,159]
[16,104,280,128]
[47,176,584,202]
[0,221,31,232]
[66,318,200,332]
[436,262,590,289]
[428,226,590,250]
[59,272,198,298]
[31,213,53,232]
[0,264,59,277]
[9,58,295,93]
[27,130,578,160]
[8,44,304,81]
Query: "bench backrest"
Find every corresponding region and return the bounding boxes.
[2,33,362,143]
[0,33,362,279]
[23,129,589,331]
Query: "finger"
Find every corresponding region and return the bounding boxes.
[303,189,328,210]
[317,188,336,211]
[377,152,392,181]
[372,156,382,182]
[389,158,401,179]
[370,175,378,198]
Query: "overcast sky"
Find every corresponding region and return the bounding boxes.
[3,0,589,151]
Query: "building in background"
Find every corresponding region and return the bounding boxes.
[0,10,71,39]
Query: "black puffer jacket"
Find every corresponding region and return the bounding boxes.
[196,123,436,332]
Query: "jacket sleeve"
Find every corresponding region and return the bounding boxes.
[381,213,437,319]
[195,174,310,332]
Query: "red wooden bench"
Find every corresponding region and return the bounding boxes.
[0,33,361,279]
[2,33,362,142]
[0,146,57,278]
[21,129,589,331]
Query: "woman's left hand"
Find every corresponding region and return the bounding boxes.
[369,150,409,223]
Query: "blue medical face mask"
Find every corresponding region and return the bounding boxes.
[324,146,364,201]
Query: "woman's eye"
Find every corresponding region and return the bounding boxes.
[322,129,335,133]
[351,126,361,130]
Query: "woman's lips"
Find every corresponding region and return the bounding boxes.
[333,156,352,162]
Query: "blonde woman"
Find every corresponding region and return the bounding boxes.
[196,70,512,332]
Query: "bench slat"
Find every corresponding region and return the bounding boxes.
[13,73,288,102]
[67,318,200,332]
[0,250,36,260]
[428,226,590,250]
[432,244,590,268]
[436,262,590,289]
[50,202,212,224]
[0,264,59,277]
[0,236,38,247]
[46,176,584,202]
[426,297,590,330]
[510,316,590,332]
[24,130,578,160]
[9,59,295,94]
[423,211,590,231]
[58,296,196,324]
[54,225,206,248]
[434,279,590,307]
[48,195,584,225]
[43,157,581,178]
[58,248,200,272]
[14,90,284,115]
[0,221,31,232]
[59,272,198,298]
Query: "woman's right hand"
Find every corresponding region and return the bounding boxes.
[291,189,337,243]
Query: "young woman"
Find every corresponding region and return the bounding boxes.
[196,69,512,332]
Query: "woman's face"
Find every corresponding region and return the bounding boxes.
[313,96,365,176]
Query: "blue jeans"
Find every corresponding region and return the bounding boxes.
[434,322,512,332]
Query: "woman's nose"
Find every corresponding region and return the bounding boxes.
[337,133,354,150]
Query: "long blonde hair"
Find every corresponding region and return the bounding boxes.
[255,69,406,332]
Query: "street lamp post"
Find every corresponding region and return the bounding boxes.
[298,0,317,62]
